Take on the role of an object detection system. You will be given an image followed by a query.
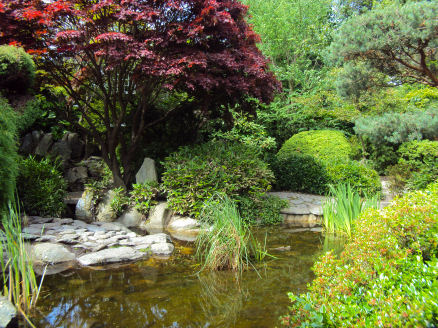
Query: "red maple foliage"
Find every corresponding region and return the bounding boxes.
[0,0,280,187]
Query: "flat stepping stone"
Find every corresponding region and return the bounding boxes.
[78,247,144,266]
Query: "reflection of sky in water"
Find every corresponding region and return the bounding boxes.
[32,230,340,328]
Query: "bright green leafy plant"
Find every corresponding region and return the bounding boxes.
[17,156,67,216]
[162,141,274,218]
[282,183,438,327]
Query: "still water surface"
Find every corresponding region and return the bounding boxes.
[31,229,339,328]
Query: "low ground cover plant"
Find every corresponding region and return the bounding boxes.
[282,183,438,327]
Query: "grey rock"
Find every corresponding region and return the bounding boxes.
[85,224,106,233]
[100,222,130,232]
[78,247,144,266]
[130,233,169,245]
[53,218,74,225]
[31,243,76,264]
[0,296,17,328]
[96,190,117,222]
[75,190,95,223]
[135,158,157,184]
[66,167,88,185]
[167,216,200,231]
[117,208,144,228]
[63,132,83,160]
[22,226,43,235]
[50,140,72,162]
[151,243,174,256]
[36,235,57,243]
[142,202,172,233]
[19,132,34,155]
[35,133,53,156]
[72,219,88,229]
[82,156,105,178]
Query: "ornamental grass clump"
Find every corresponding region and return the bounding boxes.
[322,183,380,238]
[0,203,44,327]
[195,195,268,273]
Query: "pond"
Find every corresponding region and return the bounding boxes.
[29,228,341,328]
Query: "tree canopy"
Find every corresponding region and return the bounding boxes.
[330,1,438,87]
[0,0,280,187]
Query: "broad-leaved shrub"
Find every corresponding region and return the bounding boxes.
[162,141,274,218]
[281,183,438,327]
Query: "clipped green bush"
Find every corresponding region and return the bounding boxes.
[17,157,67,216]
[271,154,329,195]
[130,181,160,215]
[326,160,381,196]
[398,140,438,171]
[162,141,274,218]
[282,183,438,327]
[0,98,18,211]
[0,45,35,96]
[277,130,352,162]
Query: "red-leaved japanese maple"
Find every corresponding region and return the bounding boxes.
[0,0,280,188]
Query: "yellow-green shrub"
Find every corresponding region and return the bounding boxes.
[282,183,438,327]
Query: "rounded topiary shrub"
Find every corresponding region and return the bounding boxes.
[271,153,329,195]
[277,130,353,162]
[0,45,35,96]
[326,160,381,196]
[398,140,438,170]
[17,157,67,216]
[0,98,18,211]
[162,141,274,218]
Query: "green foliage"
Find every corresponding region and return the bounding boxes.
[325,160,382,196]
[110,187,130,217]
[278,130,353,163]
[13,98,44,134]
[211,111,276,153]
[130,181,160,215]
[238,195,288,226]
[17,156,67,216]
[355,110,438,146]
[330,1,438,88]
[242,0,332,93]
[388,140,438,193]
[0,45,35,96]
[162,141,274,218]
[195,194,269,272]
[1,202,42,324]
[271,154,329,195]
[282,183,438,327]
[0,97,18,212]
[323,183,380,238]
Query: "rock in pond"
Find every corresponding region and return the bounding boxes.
[166,216,201,242]
[141,202,172,233]
[150,243,174,256]
[75,190,95,223]
[96,190,117,222]
[31,243,76,264]
[135,157,157,184]
[117,207,144,228]
[0,297,17,328]
[78,247,144,266]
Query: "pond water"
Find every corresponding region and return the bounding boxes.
[29,228,341,328]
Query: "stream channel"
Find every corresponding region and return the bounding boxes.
[29,228,342,328]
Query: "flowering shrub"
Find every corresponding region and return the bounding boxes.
[281,183,438,327]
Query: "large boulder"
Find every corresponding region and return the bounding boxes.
[135,158,157,184]
[141,202,172,234]
[63,132,84,160]
[34,133,53,156]
[82,156,106,178]
[78,247,144,266]
[96,190,117,222]
[50,140,72,162]
[0,297,17,328]
[75,189,95,223]
[117,207,144,228]
[19,132,35,155]
[31,243,76,264]
[67,167,88,185]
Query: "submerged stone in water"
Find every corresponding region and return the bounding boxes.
[78,247,145,266]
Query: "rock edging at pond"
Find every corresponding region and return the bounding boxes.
[23,217,175,269]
